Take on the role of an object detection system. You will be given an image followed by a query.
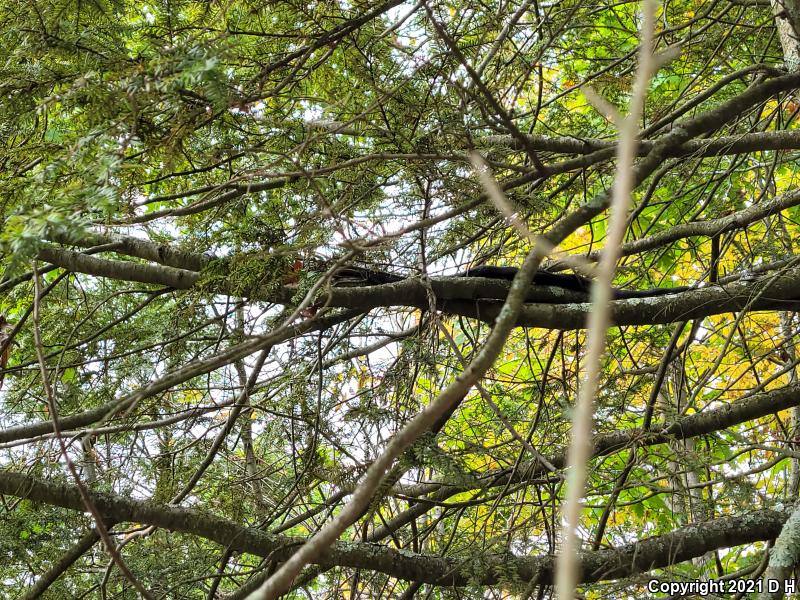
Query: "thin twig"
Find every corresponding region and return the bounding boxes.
[555,2,660,600]
[31,263,155,600]
[469,152,597,277]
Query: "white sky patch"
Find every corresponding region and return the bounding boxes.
[141,5,156,24]
[301,101,324,122]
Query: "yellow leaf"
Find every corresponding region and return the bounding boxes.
[179,389,203,404]
[358,367,368,390]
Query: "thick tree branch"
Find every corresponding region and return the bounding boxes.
[0,470,790,589]
[46,230,210,271]
[304,269,800,328]
[36,247,200,289]
[34,245,800,328]
[481,130,800,159]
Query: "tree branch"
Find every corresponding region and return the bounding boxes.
[0,470,790,589]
